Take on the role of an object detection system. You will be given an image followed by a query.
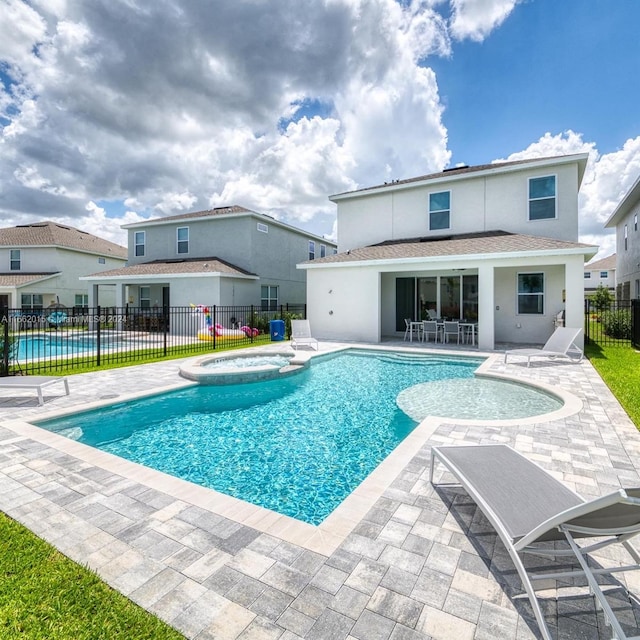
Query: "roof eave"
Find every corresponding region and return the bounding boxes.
[604,174,640,228]
[298,245,598,270]
[80,272,259,281]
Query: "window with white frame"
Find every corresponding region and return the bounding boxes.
[257,222,268,233]
[21,293,43,310]
[600,271,608,278]
[528,175,556,220]
[10,249,20,271]
[98,257,106,264]
[584,272,591,279]
[429,191,450,230]
[177,227,189,254]
[332,248,337,254]
[636,279,640,299]
[74,294,89,311]
[135,231,145,257]
[139,286,151,308]
[635,213,638,231]
[309,241,315,260]
[625,224,628,250]
[517,272,544,314]
[261,285,278,311]
[320,244,326,258]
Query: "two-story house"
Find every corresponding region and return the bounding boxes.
[584,254,616,298]
[83,205,336,312]
[298,154,597,350]
[0,220,127,312]
[604,174,640,300]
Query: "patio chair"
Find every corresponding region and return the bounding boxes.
[504,326,583,367]
[431,444,640,640]
[422,320,440,343]
[442,320,461,344]
[290,319,319,350]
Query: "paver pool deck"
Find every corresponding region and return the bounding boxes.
[1,341,639,639]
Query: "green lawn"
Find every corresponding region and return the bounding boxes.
[0,512,185,640]
[586,341,640,429]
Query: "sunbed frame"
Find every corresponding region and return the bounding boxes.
[430,444,640,640]
[0,375,69,406]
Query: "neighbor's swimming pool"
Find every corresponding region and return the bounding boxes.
[38,349,562,524]
[16,333,122,360]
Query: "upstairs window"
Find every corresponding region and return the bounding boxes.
[320,244,326,258]
[10,249,20,270]
[257,222,268,233]
[429,191,450,230]
[600,271,608,278]
[309,241,315,260]
[635,213,638,231]
[528,175,556,220]
[584,272,591,279]
[177,227,189,254]
[134,231,145,257]
[625,224,628,251]
[98,257,106,264]
[517,272,544,315]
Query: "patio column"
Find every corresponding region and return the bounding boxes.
[477,265,495,351]
[564,256,585,348]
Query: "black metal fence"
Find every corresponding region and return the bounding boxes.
[0,304,306,377]
[584,298,633,347]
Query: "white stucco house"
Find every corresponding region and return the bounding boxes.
[583,254,616,297]
[0,220,127,312]
[604,173,640,300]
[82,205,336,310]
[298,153,598,350]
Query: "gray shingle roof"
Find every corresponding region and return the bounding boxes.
[585,254,616,270]
[301,231,597,266]
[85,257,256,279]
[0,221,127,258]
[331,154,587,198]
[138,205,254,224]
[0,273,58,287]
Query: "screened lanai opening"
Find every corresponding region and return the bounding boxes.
[395,274,478,331]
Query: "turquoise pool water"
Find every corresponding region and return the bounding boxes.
[40,350,484,524]
[16,333,122,360]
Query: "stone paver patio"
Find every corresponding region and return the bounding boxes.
[1,340,639,639]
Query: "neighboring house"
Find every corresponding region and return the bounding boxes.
[299,153,597,350]
[0,220,127,312]
[82,205,336,312]
[604,174,640,299]
[583,254,616,297]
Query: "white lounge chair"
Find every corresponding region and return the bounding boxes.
[504,326,583,367]
[0,375,70,406]
[290,319,319,350]
[431,444,640,640]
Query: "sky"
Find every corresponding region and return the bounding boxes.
[1,0,640,261]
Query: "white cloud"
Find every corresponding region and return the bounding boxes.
[449,0,520,42]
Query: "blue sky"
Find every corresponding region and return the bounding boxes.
[432,0,640,168]
[1,0,639,260]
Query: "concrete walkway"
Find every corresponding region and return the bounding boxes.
[1,341,639,639]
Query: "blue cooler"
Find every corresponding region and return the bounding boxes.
[269,319,285,341]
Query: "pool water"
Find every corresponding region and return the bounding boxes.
[16,333,120,360]
[204,354,292,370]
[40,350,484,524]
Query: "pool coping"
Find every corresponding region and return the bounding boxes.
[0,343,584,556]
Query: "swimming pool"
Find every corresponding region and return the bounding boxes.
[15,333,122,360]
[37,349,559,525]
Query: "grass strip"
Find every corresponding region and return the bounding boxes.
[0,512,185,640]
[586,342,640,429]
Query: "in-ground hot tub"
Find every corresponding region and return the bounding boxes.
[179,349,310,384]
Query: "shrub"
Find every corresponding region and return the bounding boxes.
[601,309,632,339]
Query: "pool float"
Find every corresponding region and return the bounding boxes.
[191,304,258,340]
